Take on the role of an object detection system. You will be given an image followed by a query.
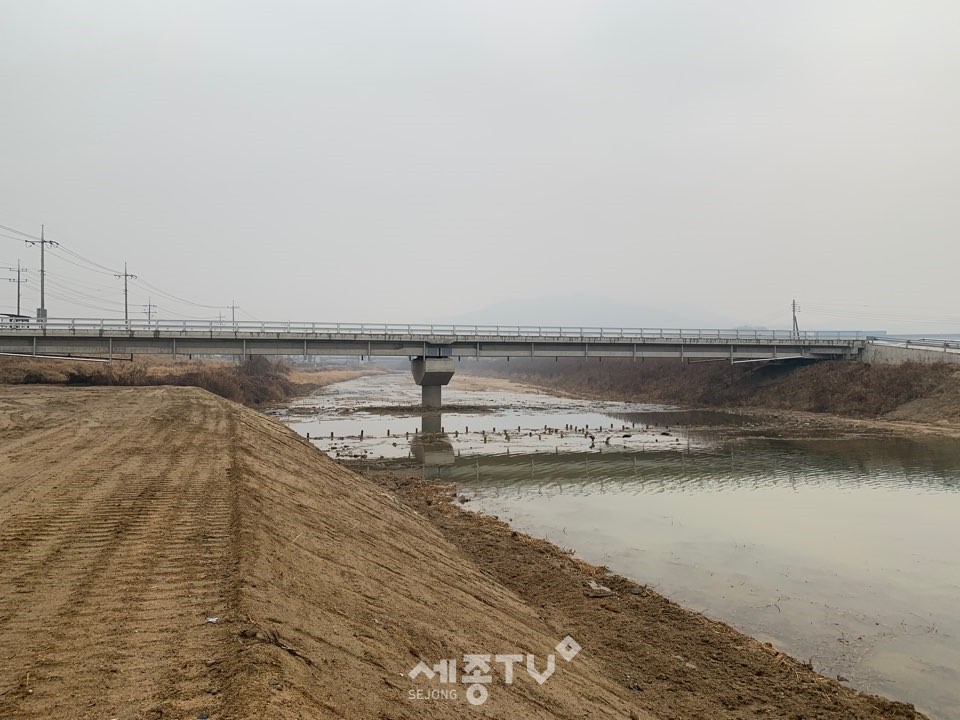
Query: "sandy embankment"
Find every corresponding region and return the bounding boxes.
[0,386,925,719]
[0,386,643,719]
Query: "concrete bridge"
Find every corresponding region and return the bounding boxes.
[0,318,871,408]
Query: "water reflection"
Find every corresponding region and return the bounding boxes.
[611,408,760,428]
[453,437,960,718]
[410,429,455,467]
[442,439,960,495]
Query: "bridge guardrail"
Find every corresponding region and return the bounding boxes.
[0,318,873,342]
[868,336,960,352]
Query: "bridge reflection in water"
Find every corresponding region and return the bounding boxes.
[410,413,455,467]
[423,435,960,496]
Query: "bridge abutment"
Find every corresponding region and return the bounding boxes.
[411,356,455,410]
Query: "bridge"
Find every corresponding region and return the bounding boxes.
[0,318,870,408]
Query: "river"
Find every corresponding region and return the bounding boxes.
[274,373,960,719]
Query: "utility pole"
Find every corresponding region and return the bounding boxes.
[142,297,157,323]
[2,261,27,316]
[24,226,58,322]
[225,301,241,363]
[115,262,138,322]
[792,299,800,337]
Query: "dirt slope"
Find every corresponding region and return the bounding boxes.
[480,358,960,424]
[0,386,647,719]
[370,475,926,720]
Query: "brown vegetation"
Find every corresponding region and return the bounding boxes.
[0,356,377,406]
[480,358,960,422]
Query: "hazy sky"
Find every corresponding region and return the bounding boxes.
[1,1,958,331]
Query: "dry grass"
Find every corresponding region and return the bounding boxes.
[0,356,378,407]
[481,358,960,420]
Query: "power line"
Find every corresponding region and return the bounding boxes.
[41,287,121,315]
[3,220,265,322]
[129,277,225,310]
[153,304,222,321]
[56,244,121,275]
[1,220,230,318]
[46,247,118,276]
[802,301,960,321]
[808,310,960,325]
[43,272,122,296]
[0,232,38,243]
[0,224,41,241]
[43,278,125,308]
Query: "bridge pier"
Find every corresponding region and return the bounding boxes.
[411,356,455,410]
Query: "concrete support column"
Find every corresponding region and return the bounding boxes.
[421,413,442,434]
[411,356,455,410]
[421,385,442,410]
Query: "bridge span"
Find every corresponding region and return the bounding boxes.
[0,319,869,408]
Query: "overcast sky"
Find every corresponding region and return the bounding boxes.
[1,1,958,331]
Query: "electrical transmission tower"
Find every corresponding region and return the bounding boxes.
[227,300,239,325]
[115,262,138,322]
[24,225,58,321]
[2,260,27,316]
[792,299,800,337]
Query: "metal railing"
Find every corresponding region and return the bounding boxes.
[0,317,873,342]
[868,336,960,353]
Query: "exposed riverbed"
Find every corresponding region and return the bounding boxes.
[274,373,960,719]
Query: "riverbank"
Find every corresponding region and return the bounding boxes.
[0,385,926,718]
[471,358,960,431]
[0,355,380,406]
[356,463,926,720]
[0,385,642,719]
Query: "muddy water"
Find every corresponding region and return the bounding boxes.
[276,374,960,719]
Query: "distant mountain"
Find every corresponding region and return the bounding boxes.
[438,295,736,329]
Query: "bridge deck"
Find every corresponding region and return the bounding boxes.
[0,319,867,361]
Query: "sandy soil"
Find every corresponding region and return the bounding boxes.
[449,375,543,394]
[286,367,383,387]
[0,385,650,719]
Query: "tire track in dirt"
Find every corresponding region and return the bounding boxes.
[0,391,178,616]
[0,388,240,720]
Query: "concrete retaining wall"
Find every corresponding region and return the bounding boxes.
[863,342,960,365]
